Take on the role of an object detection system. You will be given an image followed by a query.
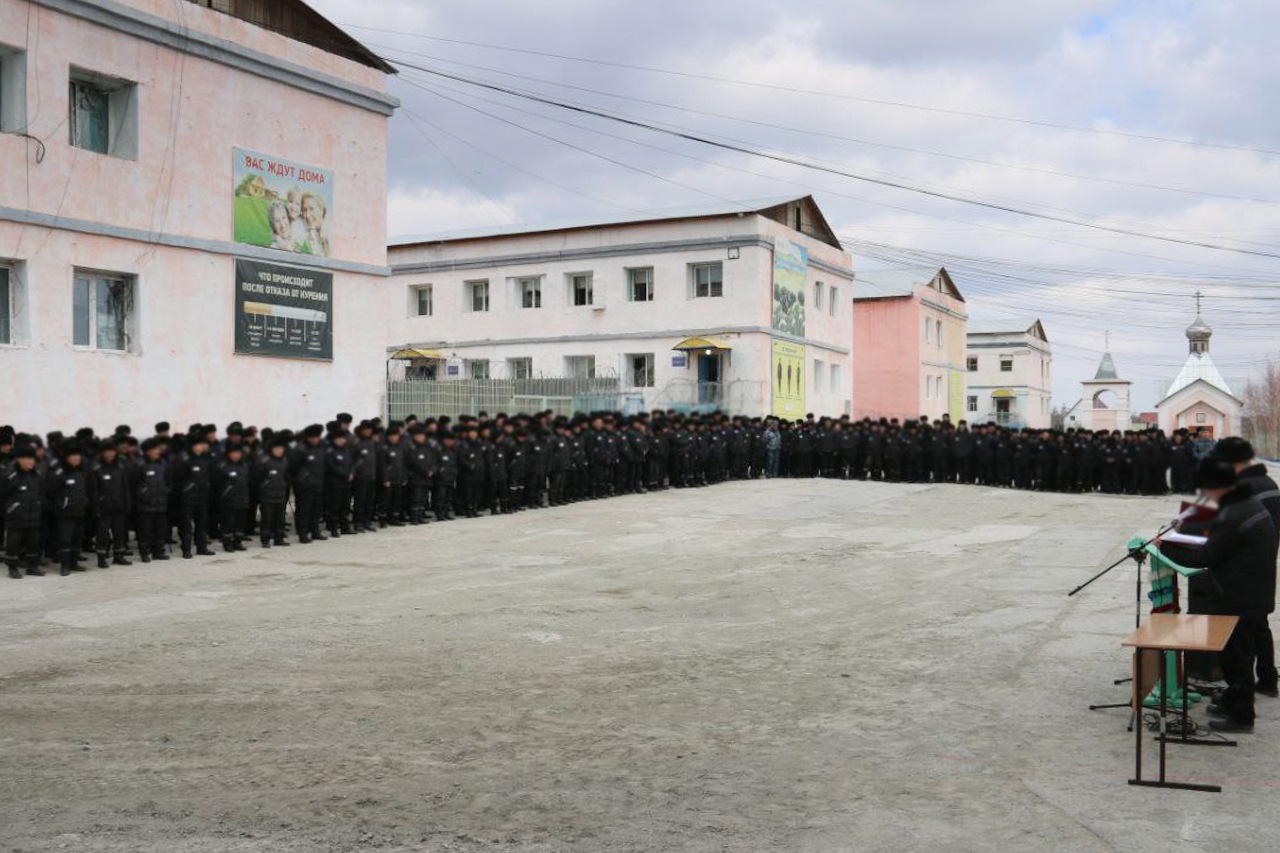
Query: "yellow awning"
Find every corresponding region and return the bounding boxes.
[672,336,732,352]
[390,348,444,360]
[990,389,1015,398]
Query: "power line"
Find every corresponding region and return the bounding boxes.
[394,65,1280,275]
[387,60,1280,262]
[349,25,1280,158]
[375,44,1280,208]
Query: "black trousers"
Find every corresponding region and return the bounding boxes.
[56,517,85,560]
[382,483,407,521]
[1256,618,1277,690]
[180,499,209,552]
[408,481,430,521]
[261,502,287,543]
[138,511,168,556]
[295,489,323,539]
[5,523,40,568]
[433,482,455,520]
[96,512,130,557]
[1219,613,1262,723]
[353,479,376,528]
[325,483,351,531]
[221,505,245,545]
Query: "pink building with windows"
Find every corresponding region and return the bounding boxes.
[851,267,968,422]
[1,0,397,432]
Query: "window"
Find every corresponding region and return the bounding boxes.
[813,281,824,312]
[627,353,655,388]
[0,46,27,134]
[518,276,542,309]
[967,356,978,372]
[68,69,138,159]
[411,284,433,317]
[925,376,933,400]
[73,272,134,351]
[566,355,596,379]
[924,317,931,343]
[691,262,723,298]
[828,285,838,316]
[1000,358,1013,372]
[936,320,943,348]
[570,273,593,306]
[812,358,824,390]
[508,357,533,380]
[467,280,489,312]
[0,266,9,345]
[628,267,654,302]
[466,360,490,380]
[967,396,977,413]
[829,363,841,393]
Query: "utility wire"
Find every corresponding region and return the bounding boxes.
[350,25,1280,158]
[387,59,1280,262]
[376,44,1280,207]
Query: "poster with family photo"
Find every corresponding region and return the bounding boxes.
[232,148,335,258]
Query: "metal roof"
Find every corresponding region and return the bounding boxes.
[967,319,1043,336]
[389,195,813,247]
[1161,352,1238,402]
[1093,352,1119,380]
[853,268,937,299]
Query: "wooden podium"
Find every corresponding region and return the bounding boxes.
[1122,613,1238,792]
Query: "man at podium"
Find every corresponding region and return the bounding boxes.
[1161,458,1277,733]
[1214,437,1280,697]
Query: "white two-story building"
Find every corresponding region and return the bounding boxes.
[386,196,854,418]
[965,319,1053,429]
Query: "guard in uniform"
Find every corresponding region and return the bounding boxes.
[1163,458,1277,732]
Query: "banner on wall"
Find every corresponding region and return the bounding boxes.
[233,148,335,257]
[234,258,333,360]
[771,237,808,338]
[771,339,806,419]
[948,371,966,423]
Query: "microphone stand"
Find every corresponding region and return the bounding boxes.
[1070,498,1205,725]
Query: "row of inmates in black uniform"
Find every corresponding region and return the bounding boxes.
[2,412,1216,578]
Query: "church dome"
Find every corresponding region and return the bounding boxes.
[1186,314,1212,342]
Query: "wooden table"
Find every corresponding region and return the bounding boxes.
[1122,613,1239,792]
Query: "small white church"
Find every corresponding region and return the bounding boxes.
[1155,306,1243,436]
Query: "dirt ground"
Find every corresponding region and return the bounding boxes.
[2,478,1277,852]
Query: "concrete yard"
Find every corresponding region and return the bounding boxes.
[1,479,1277,852]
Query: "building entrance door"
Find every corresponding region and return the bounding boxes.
[698,352,721,404]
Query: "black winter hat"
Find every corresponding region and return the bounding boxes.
[15,444,36,460]
[303,424,324,439]
[1214,437,1254,464]
[1196,457,1238,490]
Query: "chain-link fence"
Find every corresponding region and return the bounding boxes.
[650,379,767,415]
[386,377,626,422]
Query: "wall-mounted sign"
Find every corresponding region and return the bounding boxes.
[233,148,335,257]
[771,237,809,338]
[672,354,688,367]
[234,258,332,360]
[447,364,460,376]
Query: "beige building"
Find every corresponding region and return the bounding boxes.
[965,319,1052,429]
[1063,350,1132,433]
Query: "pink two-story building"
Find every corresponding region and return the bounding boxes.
[851,267,968,422]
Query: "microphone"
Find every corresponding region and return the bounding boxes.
[1169,496,1207,528]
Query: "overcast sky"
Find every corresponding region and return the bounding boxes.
[312,0,1280,410]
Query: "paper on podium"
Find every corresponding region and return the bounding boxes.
[1162,531,1208,548]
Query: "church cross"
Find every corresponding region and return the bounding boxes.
[1194,290,1203,314]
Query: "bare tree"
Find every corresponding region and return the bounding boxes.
[1243,361,1280,458]
[1051,404,1071,431]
